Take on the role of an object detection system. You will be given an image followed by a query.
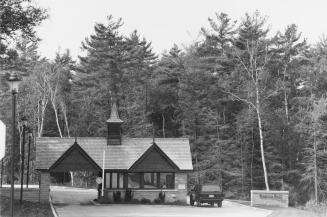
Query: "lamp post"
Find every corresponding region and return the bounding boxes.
[20,116,27,204]
[26,128,32,188]
[6,71,22,217]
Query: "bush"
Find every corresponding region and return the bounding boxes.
[305,200,327,217]
[159,191,165,203]
[125,189,133,202]
[153,198,162,204]
[98,196,111,204]
[113,191,121,202]
[131,198,141,204]
[165,200,186,206]
[140,198,152,204]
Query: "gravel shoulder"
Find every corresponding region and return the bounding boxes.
[228,199,318,217]
[267,207,318,217]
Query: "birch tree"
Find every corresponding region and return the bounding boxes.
[224,12,272,190]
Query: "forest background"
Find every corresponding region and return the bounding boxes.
[1,0,327,208]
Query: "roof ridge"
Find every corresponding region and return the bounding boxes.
[36,137,189,140]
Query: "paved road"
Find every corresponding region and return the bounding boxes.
[53,202,272,217]
[50,186,271,217]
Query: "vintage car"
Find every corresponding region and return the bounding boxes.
[189,184,224,207]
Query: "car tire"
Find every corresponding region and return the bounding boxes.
[218,201,222,207]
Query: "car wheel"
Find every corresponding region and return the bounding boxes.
[196,201,201,207]
[218,201,222,207]
[210,202,214,206]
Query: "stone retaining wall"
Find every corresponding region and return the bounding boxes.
[251,190,289,207]
[0,187,40,202]
[1,172,50,204]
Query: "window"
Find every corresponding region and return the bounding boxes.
[118,173,124,188]
[105,172,111,188]
[112,173,118,188]
[159,173,174,189]
[106,172,175,189]
[128,173,141,188]
[105,172,125,189]
[143,173,157,189]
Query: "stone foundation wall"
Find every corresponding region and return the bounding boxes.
[0,187,40,202]
[251,190,289,207]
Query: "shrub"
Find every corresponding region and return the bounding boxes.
[140,198,151,204]
[125,189,133,202]
[113,191,121,202]
[153,198,161,204]
[159,191,165,203]
[131,198,140,204]
[305,200,327,217]
[165,200,186,206]
[98,196,111,204]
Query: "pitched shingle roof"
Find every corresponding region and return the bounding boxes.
[36,137,193,171]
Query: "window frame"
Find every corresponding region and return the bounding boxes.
[104,171,175,190]
[104,171,125,189]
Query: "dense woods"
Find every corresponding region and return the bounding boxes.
[1,2,327,208]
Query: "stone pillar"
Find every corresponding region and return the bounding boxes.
[39,171,50,203]
[173,173,188,202]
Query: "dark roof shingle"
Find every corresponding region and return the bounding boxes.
[36,137,193,171]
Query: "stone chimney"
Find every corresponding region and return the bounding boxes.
[106,101,123,145]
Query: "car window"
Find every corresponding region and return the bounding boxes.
[202,185,220,191]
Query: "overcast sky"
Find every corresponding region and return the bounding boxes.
[35,0,327,60]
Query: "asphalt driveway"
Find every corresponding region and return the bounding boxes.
[53,202,272,217]
[50,186,272,217]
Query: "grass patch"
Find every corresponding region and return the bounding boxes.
[0,196,54,217]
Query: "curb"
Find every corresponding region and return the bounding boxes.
[49,195,59,217]
[226,200,273,214]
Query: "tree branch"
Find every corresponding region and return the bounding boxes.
[222,89,256,108]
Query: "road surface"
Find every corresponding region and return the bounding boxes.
[50,186,272,217]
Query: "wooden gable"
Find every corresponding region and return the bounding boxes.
[129,143,179,172]
[49,142,101,172]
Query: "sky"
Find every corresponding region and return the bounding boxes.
[35,0,327,60]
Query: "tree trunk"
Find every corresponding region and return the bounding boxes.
[38,98,48,137]
[215,113,222,190]
[60,101,70,137]
[256,87,270,191]
[70,171,74,187]
[182,120,186,137]
[241,136,244,196]
[250,127,255,190]
[52,102,63,138]
[313,122,318,204]
[162,112,165,138]
[284,91,289,124]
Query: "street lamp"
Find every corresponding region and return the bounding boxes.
[26,128,32,188]
[20,116,27,204]
[6,71,22,217]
